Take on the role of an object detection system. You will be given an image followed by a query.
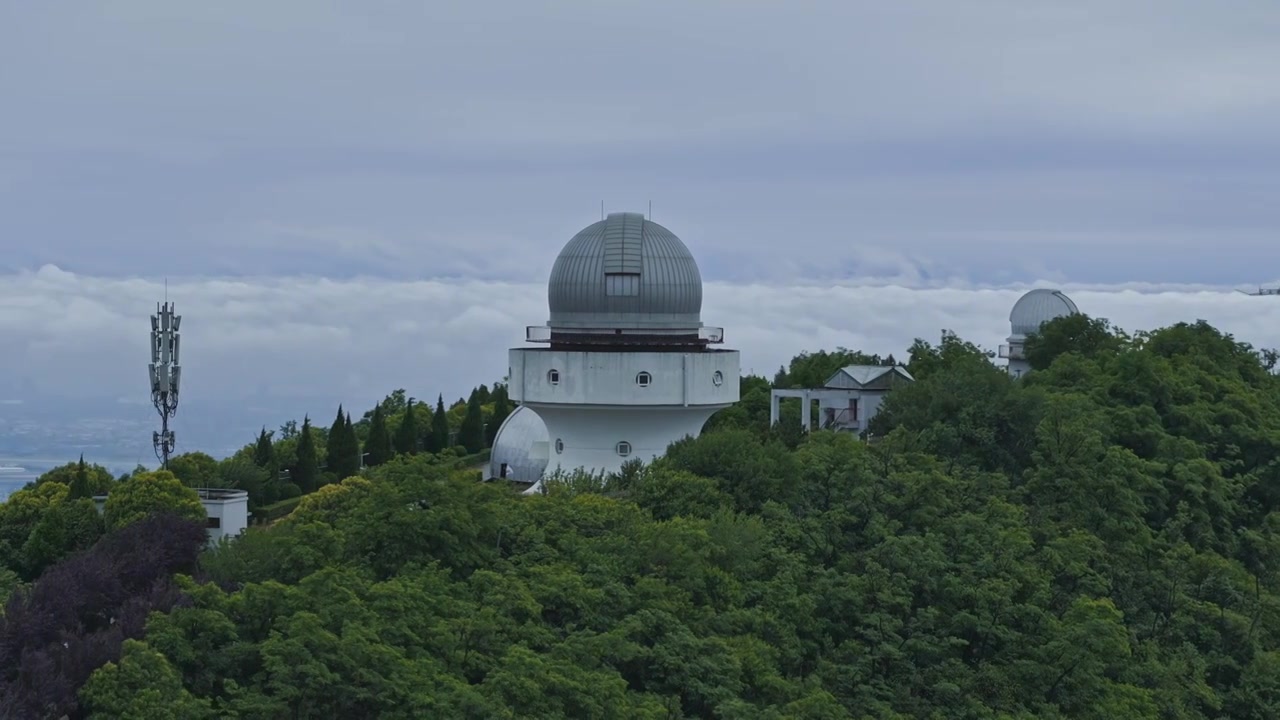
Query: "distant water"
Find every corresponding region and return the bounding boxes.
[0,476,36,502]
[0,457,136,502]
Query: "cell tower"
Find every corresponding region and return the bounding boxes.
[148,301,182,468]
[1238,287,1280,296]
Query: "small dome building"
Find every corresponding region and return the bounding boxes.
[507,212,740,490]
[1000,288,1079,377]
[485,406,550,486]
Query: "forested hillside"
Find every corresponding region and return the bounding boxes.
[4,317,1280,718]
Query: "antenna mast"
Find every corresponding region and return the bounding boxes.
[149,300,182,468]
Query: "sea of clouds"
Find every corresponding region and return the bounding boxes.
[3,265,1279,459]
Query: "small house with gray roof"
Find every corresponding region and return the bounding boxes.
[770,365,914,436]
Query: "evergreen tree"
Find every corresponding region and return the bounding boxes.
[429,394,451,452]
[253,427,281,501]
[422,399,442,450]
[366,403,394,466]
[293,416,319,493]
[252,428,274,467]
[394,397,419,455]
[486,385,513,447]
[69,454,93,500]
[476,384,491,404]
[344,412,361,472]
[458,389,486,454]
[326,405,350,479]
[326,405,360,479]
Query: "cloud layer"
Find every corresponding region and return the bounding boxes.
[3,267,1279,457]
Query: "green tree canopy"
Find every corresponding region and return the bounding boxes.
[167,451,221,489]
[36,457,115,498]
[1024,313,1126,371]
[102,470,205,531]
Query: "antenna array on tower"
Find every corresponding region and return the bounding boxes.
[148,301,182,468]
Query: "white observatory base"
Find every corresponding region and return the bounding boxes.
[524,403,724,480]
[508,347,739,487]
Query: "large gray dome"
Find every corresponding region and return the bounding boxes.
[1009,289,1079,337]
[547,212,702,331]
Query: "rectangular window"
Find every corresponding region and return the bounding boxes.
[206,516,221,529]
[605,273,640,297]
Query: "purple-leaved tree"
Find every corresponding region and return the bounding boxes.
[0,513,206,720]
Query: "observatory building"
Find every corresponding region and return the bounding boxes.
[999,288,1080,377]
[507,212,740,484]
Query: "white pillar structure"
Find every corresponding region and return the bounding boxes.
[508,212,740,488]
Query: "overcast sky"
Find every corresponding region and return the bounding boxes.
[3,2,1280,457]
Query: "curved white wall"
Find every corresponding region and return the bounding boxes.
[509,348,739,407]
[527,404,724,477]
[508,347,740,478]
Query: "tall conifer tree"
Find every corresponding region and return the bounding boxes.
[344,412,361,473]
[69,454,92,500]
[326,405,360,479]
[293,416,319,493]
[394,397,419,455]
[253,427,274,468]
[430,394,451,452]
[366,403,393,466]
[486,385,512,447]
[328,405,347,471]
[458,389,486,454]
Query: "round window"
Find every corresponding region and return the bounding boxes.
[555,439,564,454]
[636,371,652,387]
[712,370,724,386]
[616,441,632,456]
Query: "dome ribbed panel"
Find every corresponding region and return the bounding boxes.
[547,213,703,330]
[548,221,607,316]
[641,222,702,316]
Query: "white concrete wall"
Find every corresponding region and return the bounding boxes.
[204,497,248,544]
[508,348,739,480]
[509,349,740,407]
[817,391,888,433]
[526,403,724,478]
